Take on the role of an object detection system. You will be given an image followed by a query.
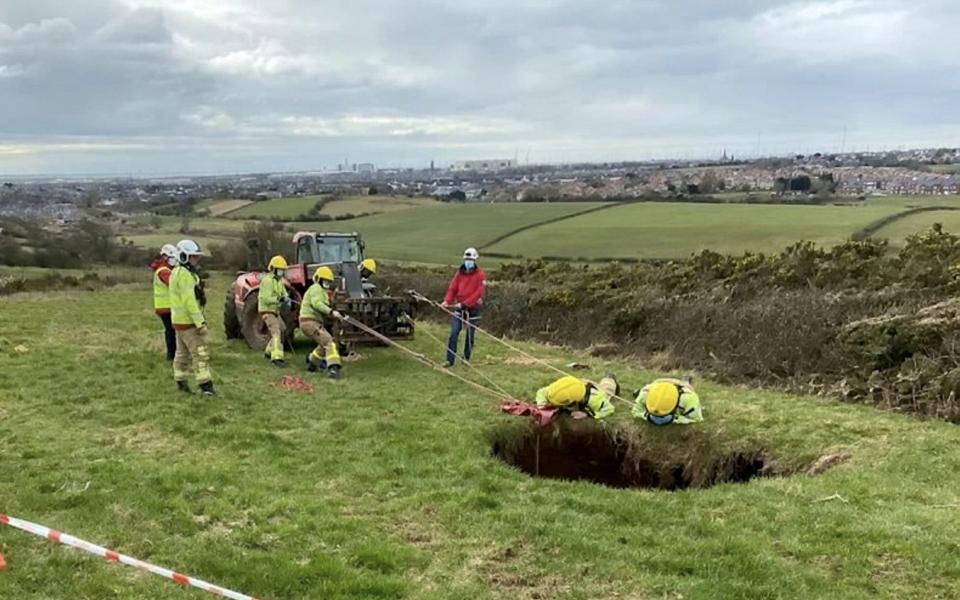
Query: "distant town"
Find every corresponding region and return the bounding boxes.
[3,147,959,221]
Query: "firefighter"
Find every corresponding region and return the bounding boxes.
[151,244,178,361]
[300,266,345,379]
[259,255,291,367]
[360,258,378,297]
[534,375,619,420]
[633,377,703,425]
[442,247,486,367]
[170,239,216,396]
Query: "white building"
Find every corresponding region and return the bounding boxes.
[451,159,515,172]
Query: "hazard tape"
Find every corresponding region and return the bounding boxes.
[0,513,261,600]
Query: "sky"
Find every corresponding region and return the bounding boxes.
[0,0,958,176]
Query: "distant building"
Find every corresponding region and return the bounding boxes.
[357,163,376,174]
[451,159,515,172]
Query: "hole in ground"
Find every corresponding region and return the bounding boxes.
[490,419,796,491]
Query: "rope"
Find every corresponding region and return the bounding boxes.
[410,316,518,401]
[409,290,635,407]
[339,315,516,403]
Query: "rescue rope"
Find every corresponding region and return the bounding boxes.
[409,291,634,407]
[339,315,518,403]
[408,316,517,401]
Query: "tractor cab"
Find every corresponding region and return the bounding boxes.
[293,231,368,298]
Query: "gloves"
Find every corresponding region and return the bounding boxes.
[331,310,345,321]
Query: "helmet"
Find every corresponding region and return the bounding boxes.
[268,255,288,272]
[463,247,479,260]
[176,239,206,262]
[597,375,620,399]
[645,381,681,417]
[360,258,377,275]
[313,266,335,283]
[160,244,178,258]
[545,376,588,407]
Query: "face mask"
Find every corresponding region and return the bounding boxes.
[276,269,285,278]
[166,257,177,267]
[464,260,476,270]
[647,413,675,426]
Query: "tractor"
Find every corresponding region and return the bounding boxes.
[224,231,415,352]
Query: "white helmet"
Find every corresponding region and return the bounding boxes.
[176,239,207,262]
[160,244,178,258]
[463,247,479,260]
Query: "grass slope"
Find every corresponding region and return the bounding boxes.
[2,271,960,599]
[229,196,434,220]
[871,209,960,246]
[488,202,904,260]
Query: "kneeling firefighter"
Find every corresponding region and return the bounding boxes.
[633,378,703,425]
[535,375,619,419]
[300,266,345,379]
[260,255,292,367]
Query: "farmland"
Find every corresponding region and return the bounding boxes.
[2,273,960,599]
[228,195,436,220]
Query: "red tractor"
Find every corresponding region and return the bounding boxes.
[224,231,415,351]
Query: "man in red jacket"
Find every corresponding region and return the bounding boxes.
[442,247,486,367]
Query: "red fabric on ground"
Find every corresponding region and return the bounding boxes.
[500,401,561,427]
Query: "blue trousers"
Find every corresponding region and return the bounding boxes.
[446,308,480,364]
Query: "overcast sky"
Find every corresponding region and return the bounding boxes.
[1,0,958,175]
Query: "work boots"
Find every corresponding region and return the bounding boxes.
[176,380,191,394]
[327,365,342,380]
[199,381,217,396]
[272,359,286,368]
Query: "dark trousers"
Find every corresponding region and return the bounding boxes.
[158,313,176,361]
[446,308,480,365]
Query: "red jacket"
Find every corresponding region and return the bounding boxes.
[444,267,486,309]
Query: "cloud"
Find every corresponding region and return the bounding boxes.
[0,0,958,174]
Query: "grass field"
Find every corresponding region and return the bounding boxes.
[2,271,960,599]
[320,203,605,263]
[196,199,254,217]
[928,164,960,175]
[487,202,905,260]
[871,209,960,246]
[229,195,435,220]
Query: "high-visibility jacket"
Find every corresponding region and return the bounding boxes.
[299,283,333,322]
[535,376,615,420]
[151,259,172,315]
[258,274,288,315]
[170,265,205,329]
[632,378,704,424]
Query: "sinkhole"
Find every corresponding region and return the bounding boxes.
[490,419,802,491]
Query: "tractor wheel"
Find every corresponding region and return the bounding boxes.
[240,290,270,352]
[224,285,241,340]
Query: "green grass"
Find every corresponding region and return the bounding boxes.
[488,202,905,260]
[310,203,605,263]
[863,195,960,209]
[2,270,960,598]
[197,199,254,217]
[229,195,434,220]
[870,210,960,246]
[928,164,960,175]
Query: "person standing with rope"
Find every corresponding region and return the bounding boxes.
[441,247,486,368]
[300,266,345,380]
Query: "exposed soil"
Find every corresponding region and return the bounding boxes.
[490,419,802,491]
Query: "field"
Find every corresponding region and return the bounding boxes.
[928,164,960,175]
[2,272,960,599]
[196,199,253,217]
[114,196,960,264]
[486,202,904,260]
[228,195,436,220]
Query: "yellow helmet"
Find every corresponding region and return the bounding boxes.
[268,255,288,272]
[545,376,588,407]
[645,381,681,416]
[360,258,377,275]
[313,266,335,283]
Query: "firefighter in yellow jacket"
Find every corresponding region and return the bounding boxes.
[170,239,216,396]
[300,266,345,379]
[259,255,291,367]
[633,377,703,425]
[535,375,619,419]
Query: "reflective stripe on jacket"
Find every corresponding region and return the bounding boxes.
[299,283,332,322]
[258,274,288,315]
[535,376,615,420]
[170,266,205,328]
[153,266,172,313]
[632,378,704,424]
